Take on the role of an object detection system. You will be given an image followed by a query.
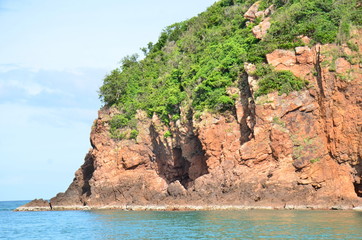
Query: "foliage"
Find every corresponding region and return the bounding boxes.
[263,0,361,48]
[347,41,359,52]
[272,116,286,127]
[110,114,131,129]
[164,130,172,138]
[292,135,319,161]
[110,128,127,141]
[129,129,139,140]
[310,158,320,163]
[98,0,360,131]
[254,64,308,97]
[109,114,137,141]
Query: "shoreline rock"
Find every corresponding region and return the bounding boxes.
[15,203,360,212]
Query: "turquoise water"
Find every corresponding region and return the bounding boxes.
[1,201,362,239]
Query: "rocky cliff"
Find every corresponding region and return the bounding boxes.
[17,2,362,211]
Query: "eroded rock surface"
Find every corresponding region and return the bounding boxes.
[15,199,51,211]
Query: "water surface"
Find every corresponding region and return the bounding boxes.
[1,201,362,239]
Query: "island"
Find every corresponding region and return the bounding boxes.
[17,0,362,211]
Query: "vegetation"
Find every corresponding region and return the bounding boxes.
[262,0,362,47]
[272,116,286,128]
[310,158,320,163]
[98,0,361,138]
[129,129,139,140]
[253,64,308,97]
[164,130,173,138]
[292,135,319,161]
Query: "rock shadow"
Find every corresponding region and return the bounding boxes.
[237,71,256,144]
[150,124,190,187]
[149,115,208,188]
[353,157,362,197]
[81,152,95,197]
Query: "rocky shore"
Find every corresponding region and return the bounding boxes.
[15,199,362,212]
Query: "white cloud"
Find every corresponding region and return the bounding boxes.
[0,63,22,73]
[0,102,97,127]
[0,66,104,109]
[8,79,55,96]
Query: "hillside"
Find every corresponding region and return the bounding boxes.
[18,0,362,211]
[99,0,360,136]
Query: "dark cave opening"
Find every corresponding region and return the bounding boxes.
[81,152,95,197]
[353,159,362,198]
[171,147,191,186]
[150,124,208,189]
[354,183,362,197]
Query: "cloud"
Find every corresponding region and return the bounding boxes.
[0,65,105,108]
[7,79,55,96]
[0,63,21,72]
[0,64,104,129]
[0,102,97,128]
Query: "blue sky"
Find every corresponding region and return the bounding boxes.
[0,0,216,201]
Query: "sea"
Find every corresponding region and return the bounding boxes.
[1,201,362,239]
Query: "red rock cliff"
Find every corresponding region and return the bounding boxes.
[39,29,361,210]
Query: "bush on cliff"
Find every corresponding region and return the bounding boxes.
[252,64,308,97]
[99,0,361,135]
[255,70,308,97]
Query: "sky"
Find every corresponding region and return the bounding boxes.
[0,0,216,201]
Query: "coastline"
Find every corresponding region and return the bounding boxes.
[14,204,362,212]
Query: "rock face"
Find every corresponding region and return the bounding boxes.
[244,2,274,22]
[15,199,51,211]
[19,30,362,211]
[252,17,271,39]
[244,2,273,39]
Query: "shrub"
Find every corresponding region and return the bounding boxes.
[110,115,130,129]
[310,158,320,163]
[110,128,127,141]
[347,41,359,52]
[255,70,308,97]
[129,129,139,140]
[164,130,172,138]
